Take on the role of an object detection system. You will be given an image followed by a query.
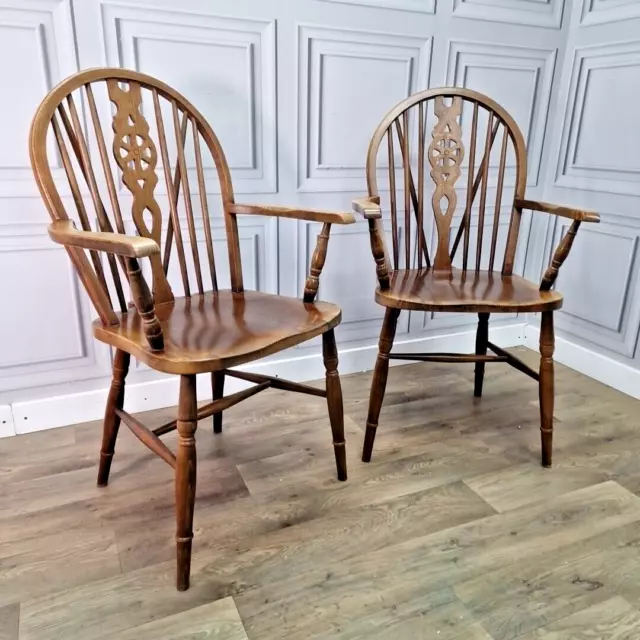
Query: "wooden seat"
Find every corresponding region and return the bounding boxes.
[376,269,563,314]
[94,290,341,375]
[354,87,600,469]
[29,68,354,592]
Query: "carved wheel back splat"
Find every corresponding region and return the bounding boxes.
[428,96,465,271]
[107,79,173,304]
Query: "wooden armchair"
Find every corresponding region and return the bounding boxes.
[29,68,353,591]
[355,88,599,468]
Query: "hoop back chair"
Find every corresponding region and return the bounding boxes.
[30,68,352,591]
[354,88,600,467]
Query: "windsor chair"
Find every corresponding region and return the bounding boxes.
[355,88,599,467]
[30,68,352,591]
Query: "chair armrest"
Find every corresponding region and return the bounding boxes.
[49,220,164,351]
[353,196,382,219]
[515,198,600,223]
[48,220,160,258]
[229,203,355,225]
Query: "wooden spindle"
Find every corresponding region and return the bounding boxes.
[61,98,127,312]
[402,111,410,269]
[191,116,217,291]
[163,112,189,273]
[418,101,425,270]
[540,220,581,291]
[152,90,190,297]
[463,102,479,271]
[126,257,164,351]
[172,100,203,295]
[450,117,499,262]
[489,126,508,272]
[304,222,331,302]
[387,127,399,270]
[476,111,493,272]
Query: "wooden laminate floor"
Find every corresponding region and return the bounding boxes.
[2,348,640,639]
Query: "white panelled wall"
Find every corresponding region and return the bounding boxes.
[0,0,638,436]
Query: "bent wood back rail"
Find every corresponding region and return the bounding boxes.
[354,88,599,468]
[30,68,354,591]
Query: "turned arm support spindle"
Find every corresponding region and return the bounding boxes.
[353,196,390,290]
[125,257,164,351]
[303,222,331,303]
[540,220,581,292]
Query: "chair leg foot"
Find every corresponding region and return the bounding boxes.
[175,374,198,591]
[539,311,555,468]
[323,329,347,481]
[211,371,225,434]
[362,308,400,463]
[474,313,489,398]
[97,350,130,487]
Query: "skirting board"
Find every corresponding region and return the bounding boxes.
[9,323,526,435]
[523,325,640,401]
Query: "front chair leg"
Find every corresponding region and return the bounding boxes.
[211,371,225,434]
[539,311,555,468]
[322,329,347,481]
[175,374,198,591]
[97,349,130,487]
[474,313,490,398]
[362,308,400,463]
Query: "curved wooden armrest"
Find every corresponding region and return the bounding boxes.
[515,198,600,224]
[353,196,382,219]
[48,220,160,258]
[229,203,355,225]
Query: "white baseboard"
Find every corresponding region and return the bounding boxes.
[0,405,15,438]
[523,325,640,400]
[10,323,525,435]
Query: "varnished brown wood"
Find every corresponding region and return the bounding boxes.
[539,311,555,468]
[487,340,540,381]
[30,68,351,592]
[125,257,164,352]
[389,352,507,363]
[211,371,225,434]
[225,369,327,398]
[322,329,347,481]
[175,374,197,591]
[115,409,177,469]
[358,88,600,467]
[376,269,563,313]
[474,313,490,397]
[97,349,130,487]
[304,222,331,302]
[362,308,400,462]
[541,220,581,291]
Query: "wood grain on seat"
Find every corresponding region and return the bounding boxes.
[375,269,563,314]
[93,291,341,375]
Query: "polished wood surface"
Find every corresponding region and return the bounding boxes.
[30,68,351,591]
[4,357,640,639]
[375,269,563,313]
[357,87,599,468]
[93,291,341,375]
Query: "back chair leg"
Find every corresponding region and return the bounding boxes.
[539,311,555,468]
[474,313,490,398]
[211,371,225,434]
[175,374,198,591]
[322,329,347,481]
[362,308,400,463]
[97,349,130,487]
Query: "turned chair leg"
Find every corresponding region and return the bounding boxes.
[539,311,555,468]
[211,371,225,434]
[175,374,198,591]
[362,308,400,463]
[474,313,490,398]
[322,329,347,481]
[97,349,130,487]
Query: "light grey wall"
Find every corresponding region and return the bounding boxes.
[3,0,632,435]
